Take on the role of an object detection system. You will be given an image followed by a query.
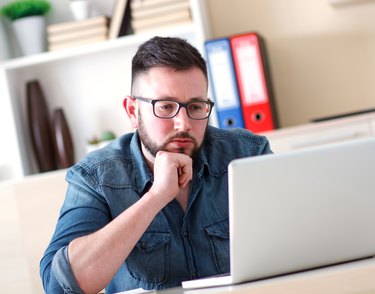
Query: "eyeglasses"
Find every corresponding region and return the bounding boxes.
[133,96,215,120]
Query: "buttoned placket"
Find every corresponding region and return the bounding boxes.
[180,166,204,279]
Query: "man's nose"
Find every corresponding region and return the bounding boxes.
[173,107,192,131]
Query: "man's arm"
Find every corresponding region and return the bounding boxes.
[67,151,192,294]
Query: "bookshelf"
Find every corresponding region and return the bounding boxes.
[0,0,211,181]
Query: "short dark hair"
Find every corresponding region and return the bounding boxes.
[131,36,207,93]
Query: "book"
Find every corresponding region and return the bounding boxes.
[133,18,192,34]
[47,16,108,35]
[131,0,186,10]
[48,35,107,51]
[108,0,132,39]
[48,26,108,44]
[131,0,190,19]
[131,9,191,30]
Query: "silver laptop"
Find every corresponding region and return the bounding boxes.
[182,137,375,289]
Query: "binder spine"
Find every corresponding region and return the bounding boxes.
[258,35,279,130]
[230,32,278,133]
[205,38,244,129]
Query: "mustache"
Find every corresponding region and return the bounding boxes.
[165,132,198,145]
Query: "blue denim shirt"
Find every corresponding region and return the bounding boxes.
[40,126,272,294]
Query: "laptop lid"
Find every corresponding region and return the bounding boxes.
[228,137,375,284]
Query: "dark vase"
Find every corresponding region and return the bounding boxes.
[51,108,75,169]
[26,80,57,172]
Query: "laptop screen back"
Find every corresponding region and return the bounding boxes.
[228,138,375,284]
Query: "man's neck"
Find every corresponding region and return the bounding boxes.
[141,144,155,171]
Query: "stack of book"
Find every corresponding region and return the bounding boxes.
[47,16,109,51]
[130,0,192,34]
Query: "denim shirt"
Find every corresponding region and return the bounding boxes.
[40,126,272,294]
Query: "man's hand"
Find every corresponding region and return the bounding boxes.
[150,151,193,204]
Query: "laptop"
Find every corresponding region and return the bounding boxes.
[182,137,375,289]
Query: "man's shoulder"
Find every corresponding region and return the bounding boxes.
[202,126,272,172]
[67,132,137,184]
[206,126,269,147]
[82,133,134,165]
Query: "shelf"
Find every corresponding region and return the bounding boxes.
[261,112,375,153]
[1,24,198,71]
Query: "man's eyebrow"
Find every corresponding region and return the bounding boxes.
[190,97,206,101]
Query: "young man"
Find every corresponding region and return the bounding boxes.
[40,36,272,294]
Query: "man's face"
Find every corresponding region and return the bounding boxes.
[133,66,209,161]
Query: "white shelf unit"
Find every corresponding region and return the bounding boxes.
[261,112,375,153]
[0,0,211,181]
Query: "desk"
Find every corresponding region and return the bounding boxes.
[160,258,375,294]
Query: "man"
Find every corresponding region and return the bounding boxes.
[40,36,272,294]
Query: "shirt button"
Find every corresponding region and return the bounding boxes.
[192,272,197,279]
[141,242,147,250]
[183,231,188,237]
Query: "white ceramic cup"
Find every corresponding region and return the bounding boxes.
[69,0,90,20]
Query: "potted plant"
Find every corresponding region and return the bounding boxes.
[86,130,116,153]
[1,0,51,56]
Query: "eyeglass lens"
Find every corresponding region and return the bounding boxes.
[154,100,211,119]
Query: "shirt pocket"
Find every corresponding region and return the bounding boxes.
[126,231,171,285]
[204,219,230,274]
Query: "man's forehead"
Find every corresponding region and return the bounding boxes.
[133,66,207,93]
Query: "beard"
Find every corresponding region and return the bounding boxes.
[137,110,207,159]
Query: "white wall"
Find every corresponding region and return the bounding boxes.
[206,0,375,127]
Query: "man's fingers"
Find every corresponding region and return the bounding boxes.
[176,157,193,187]
[178,168,192,187]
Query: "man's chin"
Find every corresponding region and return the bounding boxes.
[164,146,194,157]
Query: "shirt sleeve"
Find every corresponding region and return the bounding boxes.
[40,165,111,293]
[48,247,83,293]
[260,136,273,155]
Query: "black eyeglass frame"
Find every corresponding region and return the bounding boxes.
[133,96,215,120]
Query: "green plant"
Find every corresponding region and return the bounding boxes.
[100,130,116,142]
[88,131,116,145]
[1,0,51,21]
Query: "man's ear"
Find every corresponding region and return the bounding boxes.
[123,96,138,128]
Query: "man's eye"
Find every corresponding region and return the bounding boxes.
[160,104,173,110]
[189,103,204,111]
[158,103,175,111]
